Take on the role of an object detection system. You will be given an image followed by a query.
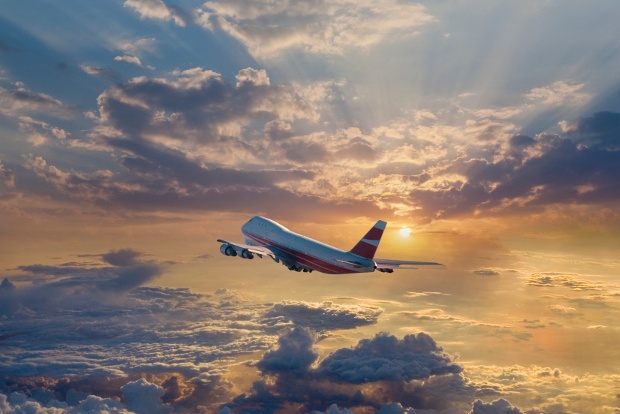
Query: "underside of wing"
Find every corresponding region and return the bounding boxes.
[217,239,314,272]
[374,258,445,270]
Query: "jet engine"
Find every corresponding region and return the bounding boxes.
[240,249,254,259]
[220,244,237,257]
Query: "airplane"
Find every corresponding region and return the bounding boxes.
[217,216,443,274]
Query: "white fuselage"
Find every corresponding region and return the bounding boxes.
[241,216,375,274]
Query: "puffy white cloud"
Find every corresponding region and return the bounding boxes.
[524,81,589,106]
[121,379,170,414]
[0,391,132,413]
[124,0,186,27]
[114,55,153,70]
[235,68,270,88]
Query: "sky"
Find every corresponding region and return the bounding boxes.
[1,0,620,413]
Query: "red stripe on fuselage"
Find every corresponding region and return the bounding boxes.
[243,230,366,274]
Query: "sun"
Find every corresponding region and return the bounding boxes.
[399,226,412,237]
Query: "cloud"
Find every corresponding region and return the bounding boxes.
[469,398,523,414]
[15,251,161,294]
[524,81,589,106]
[80,64,121,82]
[1,277,15,291]
[223,330,467,413]
[0,282,270,377]
[116,38,157,55]
[196,0,435,58]
[23,154,381,220]
[102,248,145,266]
[404,291,450,299]
[0,253,388,381]
[256,326,318,375]
[11,55,615,224]
[548,305,578,315]
[408,110,620,219]
[527,272,606,291]
[564,110,620,149]
[10,66,384,221]
[114,55,153,70]
[124,0,187,27]
[262,301,383,331]
[95,67,320,144]
[399,309,532,342]
[0,392,131,413]
[463,364,620,414]
[473,269,501,276]
[121,379,170,414]
[316,332,462,383]
[0,161,15,188]
[0,85,73,118]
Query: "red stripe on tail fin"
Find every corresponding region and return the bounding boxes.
[350,220,386,259]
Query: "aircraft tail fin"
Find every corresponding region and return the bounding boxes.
[349,220,386,259]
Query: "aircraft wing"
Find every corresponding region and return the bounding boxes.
[217,239,278,259]
[374,258,444,270]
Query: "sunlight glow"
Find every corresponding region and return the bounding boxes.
[399,226,412,237]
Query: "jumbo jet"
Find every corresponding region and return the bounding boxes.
[217,216,442,274]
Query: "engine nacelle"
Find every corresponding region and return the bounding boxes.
[220,244,237,257]
[378,268,394,273]
[240,249,254,259]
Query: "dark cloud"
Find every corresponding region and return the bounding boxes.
[0,283,272,378]
[96,67,313,145]
[469,398,523,414]
[316,332,462,383]
[102,248,144,266]
[1,277,15,291]
[108,137,314,188]
[25,154,383,221]
[225,330,465,413]
[256,326,318,375]
[263,120,293,141]
[0,86,73,117]
[473,269,501,276]
[262,301,383,331]
[509,134,536,148]
[1,253,389,387]
[282,140,330,164]
[570,111,620,149]
[12,249,164,297]
[411,111,620,218]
